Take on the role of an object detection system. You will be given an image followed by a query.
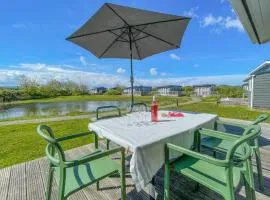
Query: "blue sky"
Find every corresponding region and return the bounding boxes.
[1,0,270,88]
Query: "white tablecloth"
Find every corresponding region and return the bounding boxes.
[88,110,218,191]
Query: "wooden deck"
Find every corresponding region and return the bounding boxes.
[1,118,270,200]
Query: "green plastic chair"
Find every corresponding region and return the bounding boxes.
[164,125,261,200]
[201,114,269,191]
[37,125,126,200]
[96,105,121,150]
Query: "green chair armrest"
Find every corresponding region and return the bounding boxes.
[216,120,248,129]
[56,131,93,142]
[199,128,240,141]
[64,146,125,167]
[166,143,228,167]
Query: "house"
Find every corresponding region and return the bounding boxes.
[244,61,270,108]
[156,85,182,97]
[89,87,107,94]
[123,86,152,96]
[242,83,249,91]
[193,84,216,97]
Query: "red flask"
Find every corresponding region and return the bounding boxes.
[151,96,158,122]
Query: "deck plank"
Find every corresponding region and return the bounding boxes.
[0,167,11,200]
[26,160,45,200]
[6,163,26,200]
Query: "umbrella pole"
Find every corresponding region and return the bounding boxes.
[128,27,134,108]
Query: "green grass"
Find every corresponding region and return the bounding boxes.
[175,102,270,123]
[0,119,94,168]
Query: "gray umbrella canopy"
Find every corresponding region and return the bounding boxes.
[230,0,270,44]
[67,3,190,105]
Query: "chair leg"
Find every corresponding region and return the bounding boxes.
[57,170,66,200]
[46,166,54,200]
[164,164,170,200]
[120,150,126,200]
[106,139,110,150]
[254,147,264,191]
[96,181,100,191]
[244,177,252,200]
[245,158,256,200]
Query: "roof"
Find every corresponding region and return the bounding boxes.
[244,61,270,81]
[193,84,216,88]
[90,87,107,90]
[156,85,181,89]
[124,86,152,90]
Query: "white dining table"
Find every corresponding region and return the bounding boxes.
[88,110,218,191]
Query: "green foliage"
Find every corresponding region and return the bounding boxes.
[216,85,244,98]
[0,119,93,168]
[0,77,90,102]
[182,86,193,97]
[105,86,123,95]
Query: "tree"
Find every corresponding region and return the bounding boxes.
[182,86,193,97]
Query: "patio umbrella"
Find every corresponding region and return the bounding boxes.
[66,3,190,106]
[230,0,270,44]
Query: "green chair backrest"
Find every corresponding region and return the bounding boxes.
[96,106,121,120]
[252,114,269,125]
[226,125,261,164]
[37,125,66,166]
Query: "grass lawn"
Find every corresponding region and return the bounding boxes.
[0,118,94,168]
[176,102,270,123]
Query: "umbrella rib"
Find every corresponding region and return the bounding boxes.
[66,27,126,40]
[131,31,141,59]
[132,17,190,28]
[108,30,129,42]
[134,35,150,42]
[98,29,127,58]
[106,3,129,26]
[133,27,179,48]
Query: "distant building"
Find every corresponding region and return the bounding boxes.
[193,84,216,97]
[123,86,152,96]
[89,87,107,94]
[242,83,249,91]
[244,61,270,108]
[156,85,182,97]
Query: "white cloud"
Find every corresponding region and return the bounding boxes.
[202,14,223,27]
[183,7,199,19]
[220,0,228,4]
[12,23,27,29]
[224,17,244,32]
[79,56,96,66]
[161,72,167,76]
[80,56,87,66]
[169,53,181,60]
[202,14,244,33]
[0,63,246,88]
[134,74,246,87]
[149,68,158,76]
[116,67,126,74]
